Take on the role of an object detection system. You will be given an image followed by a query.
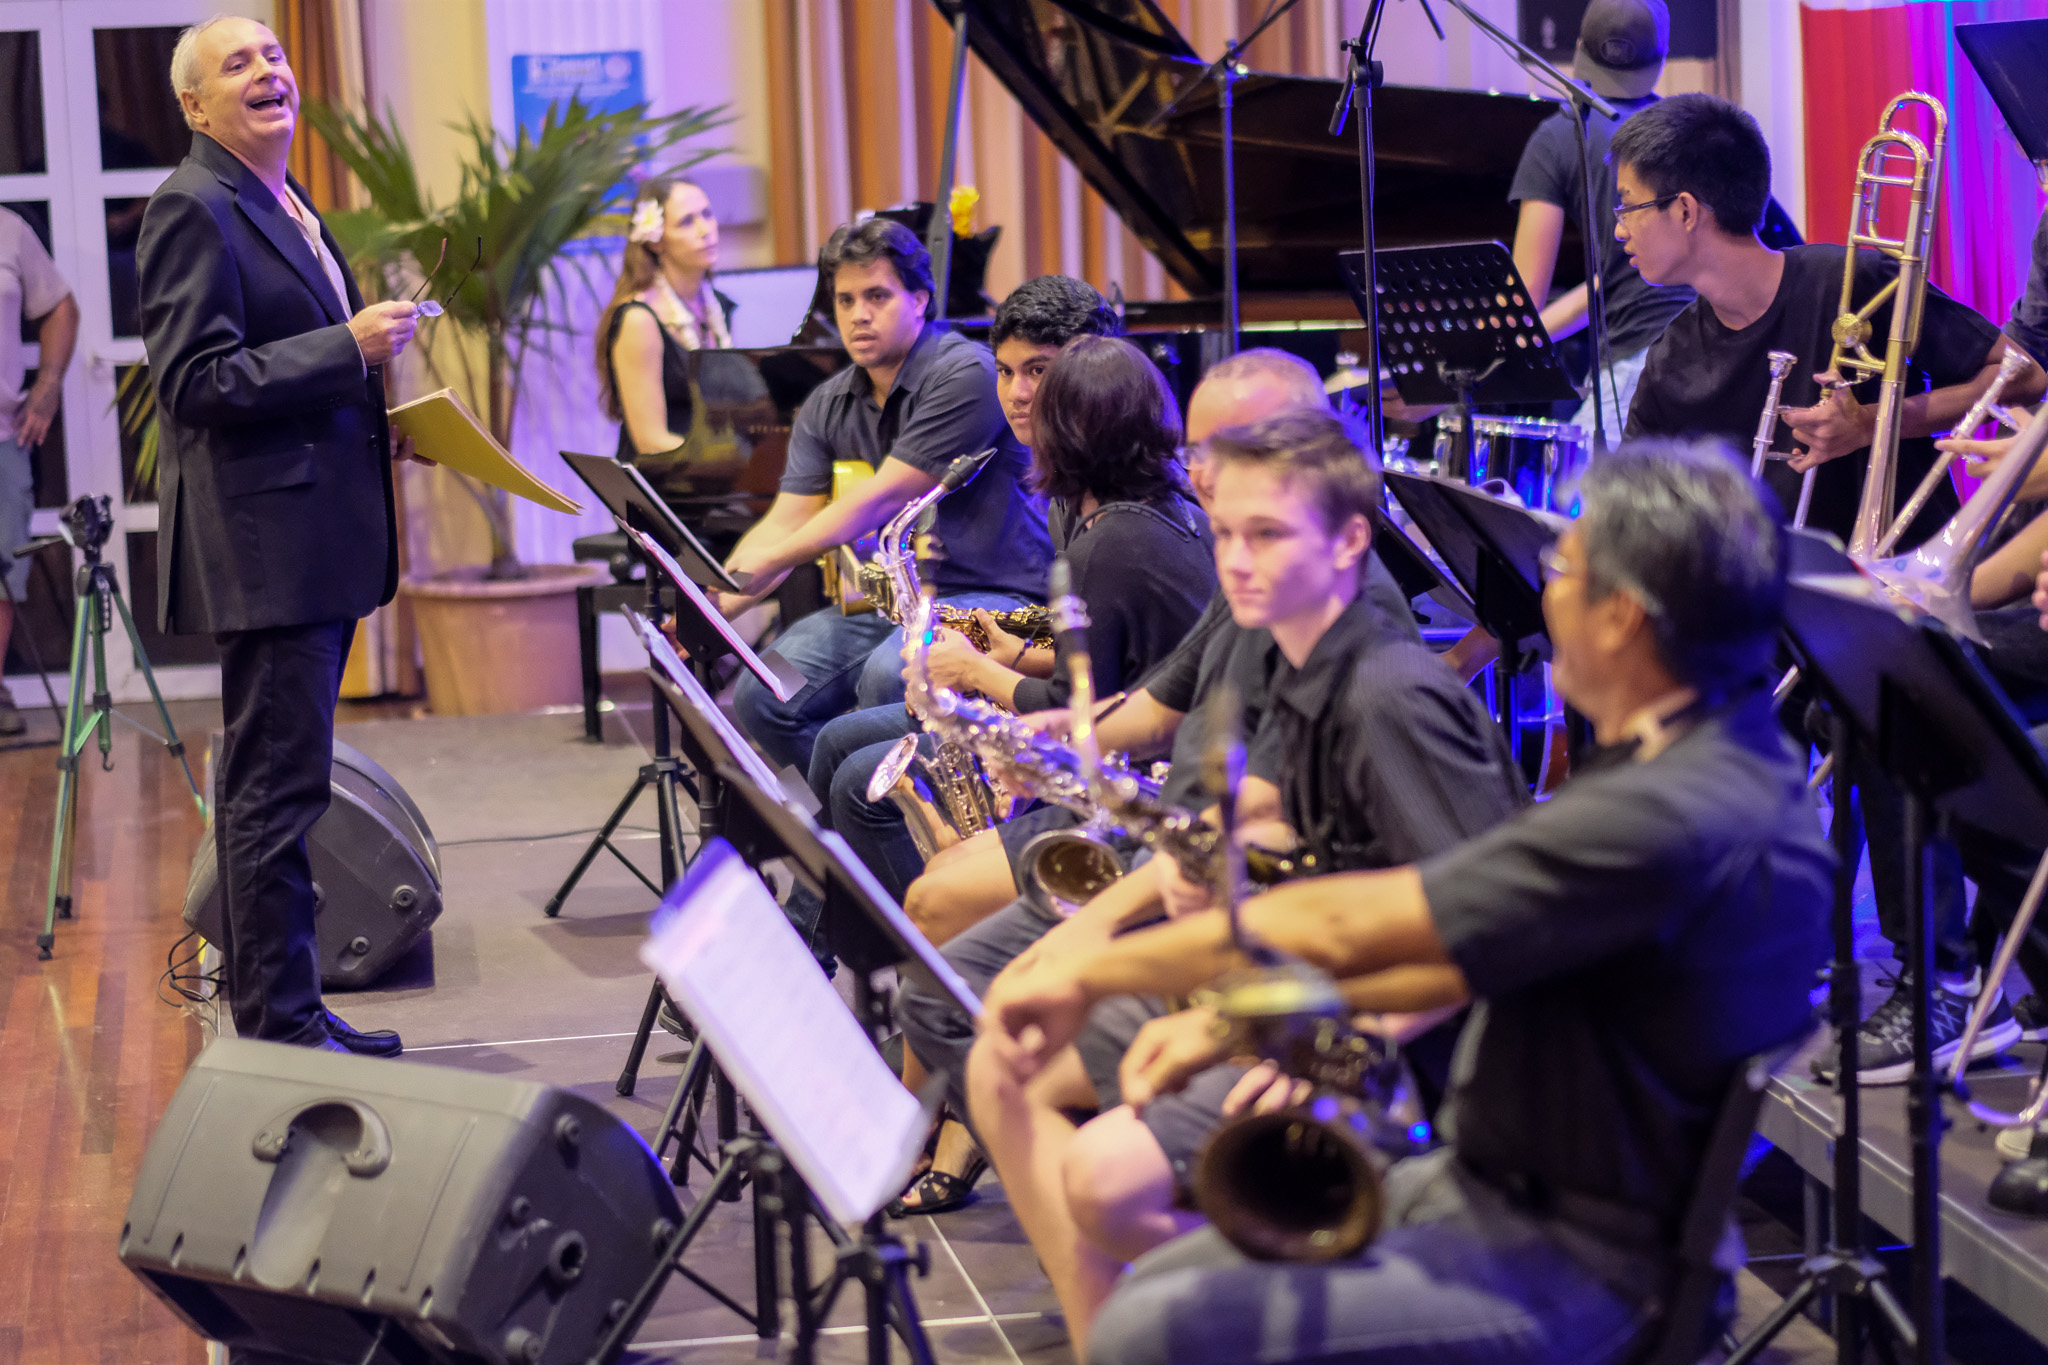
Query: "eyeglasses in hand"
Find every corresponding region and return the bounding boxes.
[409,236,482,318]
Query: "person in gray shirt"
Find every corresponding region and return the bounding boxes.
[725,219,1052,772]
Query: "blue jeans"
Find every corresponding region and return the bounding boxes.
[731,591,1029,772]
[810,704,925,903]
[1089,1150,1662,1365]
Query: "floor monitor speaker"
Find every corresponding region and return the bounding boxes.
[184,738,443,989]
[121,1039,683,1364]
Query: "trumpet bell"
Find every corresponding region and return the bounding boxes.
[1194,1110,1384,1262]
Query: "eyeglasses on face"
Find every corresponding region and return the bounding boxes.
[1538,544,1575,586]
[1612,193,1679,224]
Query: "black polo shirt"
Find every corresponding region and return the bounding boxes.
[1267,593,1527,873]
[1420,692,1832,1255]
[782,324,1053,599]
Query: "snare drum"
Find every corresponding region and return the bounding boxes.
[1434,414,1587,512]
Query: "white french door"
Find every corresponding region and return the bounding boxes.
[0,0,271,703]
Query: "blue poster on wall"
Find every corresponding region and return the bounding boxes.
[510,50,644,139]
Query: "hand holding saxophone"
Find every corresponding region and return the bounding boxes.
[1119,1005,1232,1111]
[918,623,992,694]
[1782,371,1877,471]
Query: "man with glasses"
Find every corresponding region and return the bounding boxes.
[1616,93,2037,548]
[982,440,1831,1365]
[137,15,421,1055]
[1508,0,1691,440]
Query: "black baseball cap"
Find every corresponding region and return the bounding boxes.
[1576,0,1669,101]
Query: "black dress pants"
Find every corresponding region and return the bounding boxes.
[213,619,354,1045]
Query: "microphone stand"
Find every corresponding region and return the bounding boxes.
[1328,0,1394,459]
[1439,0,1619,455]
[1144,0,1309,356]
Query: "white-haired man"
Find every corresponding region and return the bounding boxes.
[139,15,418,1054]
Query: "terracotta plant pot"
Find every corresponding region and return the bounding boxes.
[398,563,611,717]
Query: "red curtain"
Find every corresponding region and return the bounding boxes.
[1799,0,2044,333]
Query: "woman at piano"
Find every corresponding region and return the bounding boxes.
[596,177,734,466]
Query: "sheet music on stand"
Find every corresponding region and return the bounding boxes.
[618,521,805,703]
[640,840,929,1224]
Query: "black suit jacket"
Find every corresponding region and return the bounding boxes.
[137,132,398,634]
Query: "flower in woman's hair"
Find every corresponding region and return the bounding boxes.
[628,198,664,246]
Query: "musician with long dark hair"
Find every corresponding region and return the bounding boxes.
[595,177,732,470]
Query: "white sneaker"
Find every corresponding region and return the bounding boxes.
[1996,1122,2044,1162]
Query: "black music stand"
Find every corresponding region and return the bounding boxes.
[700,760,984,1365]
[1761,577,2048,1365]
[1958,18,2048,168]
[1339,243,1578,482]
[1368,506,1478,628]
[1384,470,1562,767]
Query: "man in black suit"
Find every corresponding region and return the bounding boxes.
[139,15,421,1054]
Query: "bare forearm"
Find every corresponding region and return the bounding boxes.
[34,297,79,381]
[1339,962,1471,1014]
[1101,690,1183,758]
[1974,506,2048,607]
[1904,348,2044,440]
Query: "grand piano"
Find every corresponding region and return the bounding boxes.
[933,0,1566,345]
[636,0,1584,537]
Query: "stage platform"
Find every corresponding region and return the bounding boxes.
[1761,1032,2048,1348]
[264,703,1071,1364]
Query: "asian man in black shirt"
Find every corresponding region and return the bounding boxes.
[1618,93,2041,548]
[982,439,1833,1365]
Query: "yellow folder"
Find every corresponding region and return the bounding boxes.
[386,388,584,515]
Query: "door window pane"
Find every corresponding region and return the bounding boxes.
[21,368,67,508]
[116,364,155,504]
[0,33,47,175]
[4,201,54,342]
[94,27,188,171]
[106,197,149,338]
[125,531,220,666]
[2,542,72,681]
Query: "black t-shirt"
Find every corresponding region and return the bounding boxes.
[1011,495,1215,713]
[1267,594,1526,873]
[782,325,1054,599]
[1419,693,1832,1252]
[1508,95,1696,361]
[1627,243,1999,548]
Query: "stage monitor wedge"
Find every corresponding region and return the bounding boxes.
[121,1038,683,1365]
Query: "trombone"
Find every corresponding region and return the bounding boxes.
[1833,92,1947,560]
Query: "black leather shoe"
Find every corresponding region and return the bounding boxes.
[325,1010,402,1057]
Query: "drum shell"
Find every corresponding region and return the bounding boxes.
[1435,414,1586,512]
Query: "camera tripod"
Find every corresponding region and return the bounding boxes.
[37,497,204,959]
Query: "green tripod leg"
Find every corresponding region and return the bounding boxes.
[41,591,106,958]
[108,581,205,815]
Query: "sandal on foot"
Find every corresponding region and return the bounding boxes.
[886,1154,989,1217]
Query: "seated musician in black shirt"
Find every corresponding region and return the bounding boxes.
[926,411,1525,1348]
[981,439,1832,1365]
[1618,93,2040,547]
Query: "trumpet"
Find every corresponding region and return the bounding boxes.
[1835,93,1947,559]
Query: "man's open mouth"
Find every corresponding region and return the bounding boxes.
[249,93,288,111]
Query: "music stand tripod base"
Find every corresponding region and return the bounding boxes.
[41,540,204,958]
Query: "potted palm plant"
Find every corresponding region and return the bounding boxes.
[304,94,728,714]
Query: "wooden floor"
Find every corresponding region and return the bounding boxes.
[0,701,219,1365]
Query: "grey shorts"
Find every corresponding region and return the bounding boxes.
[0,437,33,597]
[1076,992,1251,1188]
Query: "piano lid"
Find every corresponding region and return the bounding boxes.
[933,0,1562,298]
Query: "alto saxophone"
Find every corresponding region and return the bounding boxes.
[864,451,1010,856]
